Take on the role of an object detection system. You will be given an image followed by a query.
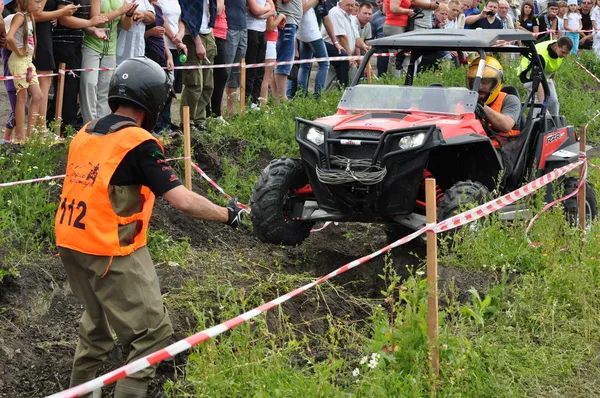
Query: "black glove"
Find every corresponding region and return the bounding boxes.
[475,100,487,121]
[226,198,246,229]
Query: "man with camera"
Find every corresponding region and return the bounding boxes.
[465,0,504,29]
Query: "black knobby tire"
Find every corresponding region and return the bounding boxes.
[561,177,598,228]
[437,181,491,232]
[251,158,315,246]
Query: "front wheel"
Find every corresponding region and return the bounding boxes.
[251,158,315,246]
[437,181,491,233]
[562,177,597,229]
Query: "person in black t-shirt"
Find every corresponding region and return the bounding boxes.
[55,57,246,397]
[579,0,594,49]
[47,0,108,133]
[465,0,504,29]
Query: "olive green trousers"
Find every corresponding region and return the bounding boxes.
[60,246,173,398]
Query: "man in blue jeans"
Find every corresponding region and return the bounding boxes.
[273,0,303,101]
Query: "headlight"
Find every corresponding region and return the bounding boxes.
[306,127,325,145]
[398,133,426,150]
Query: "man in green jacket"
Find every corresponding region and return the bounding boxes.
[519,36,573,116]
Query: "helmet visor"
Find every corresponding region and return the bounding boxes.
[466,77,500,93]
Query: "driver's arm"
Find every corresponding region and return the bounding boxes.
[483,95,520,133]
[484,106,516,133]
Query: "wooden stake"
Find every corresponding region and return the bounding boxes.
[579,127,587,230]
[425,178,439,377]
[54,62,66,135]
[366,62,372,84]
[240,58,246,115]
[182,106,192,191]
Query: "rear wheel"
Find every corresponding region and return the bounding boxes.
[561,177,597,229]
[251,158,316,246]
[437,181,490,233]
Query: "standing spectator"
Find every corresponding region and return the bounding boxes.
[3,2,17,142]
[116,0,155,65]
[48,0,108,133]
[144,0,175,134]
[592,0,599,57]
[383,0,412,76]
[508,0,519,21]
[32,1,79,127]
[517,0,539,33]
[412,0,441,31]
[498,0,515,27]
[246,0,275,106]
[295,0,329,96]
[563,0,581,54]
[209,0,227,117]
[224,0,249,114]
[260,11,286,102]
[352,2,373,42]
[272,0,303,101]
[161,0,186,97]
[433,2,449,26]
[6,0,44,142]
[321,0,357,87]
[371,0,387,74]
[537,1,561,42]
[462,0,480,27]
[579,0,594,50]
[180,0,218,128]
[558,0,568,20]
[80,0,137,124]
[465,0,504,28]
[534,0,548,14]
[445,0,462,27]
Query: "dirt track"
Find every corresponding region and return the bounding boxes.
[0,74,500,397]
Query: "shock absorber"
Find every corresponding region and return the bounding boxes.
[421,169,444,203]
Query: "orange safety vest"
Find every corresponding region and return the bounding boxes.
[55,125,163,256]
[488,91,521,148]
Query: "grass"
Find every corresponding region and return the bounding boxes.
[1,51,600,396]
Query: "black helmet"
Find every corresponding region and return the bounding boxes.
[108,57,172,131]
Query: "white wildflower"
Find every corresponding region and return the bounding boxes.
[367,359,378,369]
[371,353,381,361]
[416,270,425,276]
[359,356,368,365]
[7,200,12,205]
[352,368,360,377]
[32,166,38,169]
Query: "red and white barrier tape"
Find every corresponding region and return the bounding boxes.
[526,155,586,240]
[0,173,66,188]
[0,53,397,80]
[0,157,189,189]
[46,155,584,398]
[0,72,60,81]
[574,60,600,84]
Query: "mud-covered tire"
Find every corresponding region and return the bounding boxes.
[251,158,315,246]
[437,181,490,232]
[562,177,598,228]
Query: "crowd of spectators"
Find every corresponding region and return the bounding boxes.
[0,0,599,143]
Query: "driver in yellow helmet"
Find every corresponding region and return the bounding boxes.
[466,56,521,148]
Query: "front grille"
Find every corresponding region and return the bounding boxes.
[332,130,379,161]
[334,145,376,160]
[336,130,383,139]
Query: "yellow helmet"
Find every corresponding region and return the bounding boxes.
[466,56,504,105]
